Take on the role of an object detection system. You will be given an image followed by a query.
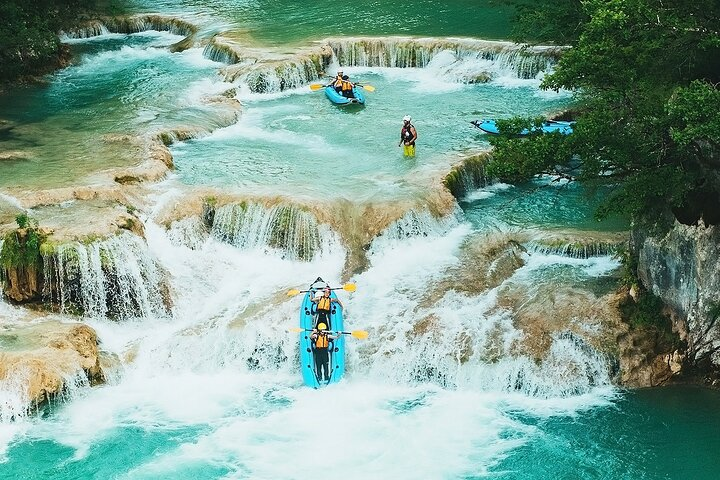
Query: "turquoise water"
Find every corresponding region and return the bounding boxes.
[129,0,516,45]
[0,32,226,189]
[1,2,718,480]
[460,178,629,232]
[1,386,718,479]
[173,71,568,200]
[493,387,720,479]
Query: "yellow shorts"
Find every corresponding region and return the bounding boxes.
[403,144,415,157]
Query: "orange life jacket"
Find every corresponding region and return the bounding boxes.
[315,332,329,349]
[341,80,353,91]
[317,296,331,311]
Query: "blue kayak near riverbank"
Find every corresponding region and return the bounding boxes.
[324,85,365,105]
[471,119,574,135]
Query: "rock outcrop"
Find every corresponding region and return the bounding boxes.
[0,322,104,417]
[633,221,720,377]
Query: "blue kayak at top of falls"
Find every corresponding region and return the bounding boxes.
[298,278,345,388]
[471,119,574,135]
[324,85,366,105]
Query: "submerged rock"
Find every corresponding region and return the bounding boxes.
[0,151,31,162]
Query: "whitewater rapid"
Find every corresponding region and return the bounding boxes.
[0,21,626,480]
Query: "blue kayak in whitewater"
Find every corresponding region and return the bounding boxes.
[298,278,345,388]
[324,85,365,106]
[471,119,574,135]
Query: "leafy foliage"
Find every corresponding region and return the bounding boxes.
[1,217,45,271]
[0,0,125,82]
[494,0,720,225]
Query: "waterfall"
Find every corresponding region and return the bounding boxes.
[167,217,209,250]
[0,367,89,422]
[59,21,111,39]
[243,58,324,93]
[202,41,248,65]
[444,155,491,198]
[326,37,557,80]
[60,15,197,40]
[210,202,331,261]
[43,233,167,320]
[370,208,461,249]
[525,240,623,259]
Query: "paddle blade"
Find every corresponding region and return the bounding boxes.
[287,289,301,296]
[288,327,304,333]
[351,330,369,340]
[309,84,325,91]
[360,84,375,92]
[343,283,357,293]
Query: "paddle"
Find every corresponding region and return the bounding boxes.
[289,327,369,339]
[286,283,357,297]
[355,84,375,92]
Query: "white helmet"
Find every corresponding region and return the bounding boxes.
[403,115,411,122]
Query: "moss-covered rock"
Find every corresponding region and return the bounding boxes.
[443,153,491,199]
[1,215,48,302]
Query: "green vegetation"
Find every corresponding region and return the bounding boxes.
[0,214,44,271]
[0,0,126,82]
[491,0,720,226]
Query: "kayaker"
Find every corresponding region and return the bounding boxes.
[310,323,338,382]
[311,286,344,328]
[340,75,355,98]
[333,70,344,92]
[399,115,417,157]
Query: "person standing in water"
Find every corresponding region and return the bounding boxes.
[399,115,417,157]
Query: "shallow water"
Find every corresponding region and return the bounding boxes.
[0,31,226,190]
[173,69,568,200]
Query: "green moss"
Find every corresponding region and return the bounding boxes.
[80,234,103,245]
[39,241,58,257]
[443,154,490,199]
[1,223,45,271]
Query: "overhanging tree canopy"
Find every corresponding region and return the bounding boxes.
[491,0,720,225]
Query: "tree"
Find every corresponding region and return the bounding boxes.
[0,0,107,82]
[491,0,720,225]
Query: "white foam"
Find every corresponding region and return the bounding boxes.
[464,182,513,201]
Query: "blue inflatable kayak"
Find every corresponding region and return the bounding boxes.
[471,119,574,135]
[324,85,365,106]
[298,278,345,388]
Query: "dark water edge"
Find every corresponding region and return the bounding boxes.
[488,386,720,480]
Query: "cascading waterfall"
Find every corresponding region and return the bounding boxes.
[43,233,167,319]
[202,42,247,65]
[241,58,324,93]
[0,364,91,423]
[204,35,555,94]
[524,240,623,259]
[210,202,333,261]
[347,208,614,396]
[327,37,556,80]
[372,208,462,245]
[60,15,198,40]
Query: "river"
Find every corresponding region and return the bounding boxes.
[0,1,718,479]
